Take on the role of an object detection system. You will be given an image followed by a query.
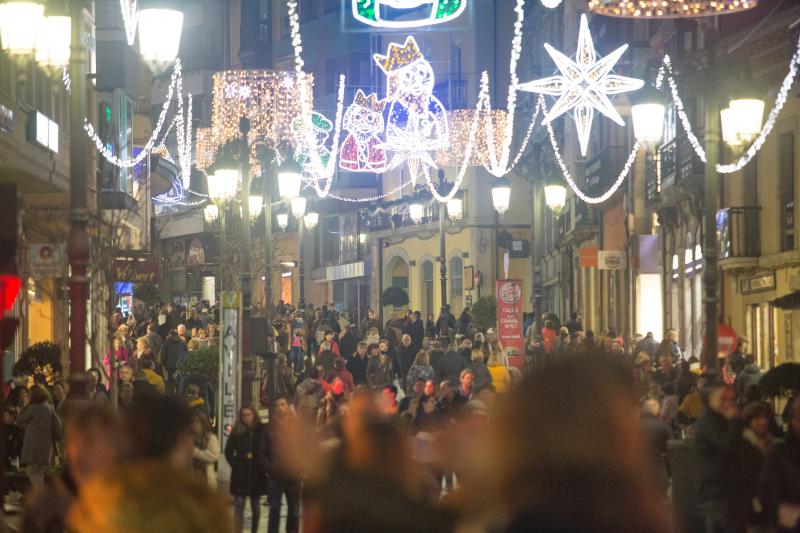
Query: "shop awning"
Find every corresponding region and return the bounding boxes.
[772,291,800,309]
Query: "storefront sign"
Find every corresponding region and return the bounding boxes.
[114,259,159,283]
[0,104,13,134]
[219,291,240,482]
[740,272,775,295]
[579,246,598,267]
[496,279,523,357]
[29,244,65,278]
[598,250,626,270]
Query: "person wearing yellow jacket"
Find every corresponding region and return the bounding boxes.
[487,352,512,393]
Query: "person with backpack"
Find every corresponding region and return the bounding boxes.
[17,385,62,487]
[295,367,325,423]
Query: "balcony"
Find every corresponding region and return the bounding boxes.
[584,145,628,197]
[559,201,599,247]
[644,132,705,207]
[718,207,760,271]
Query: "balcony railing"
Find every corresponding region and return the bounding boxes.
[644,132,705,203]
[584,145,628,196]
[718,207,760,259]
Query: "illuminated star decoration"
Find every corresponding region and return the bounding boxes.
[353,0,467,28]
[517,14,643,156]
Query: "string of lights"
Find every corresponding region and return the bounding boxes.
[327,179,415,202]
[309,75,347,197]
[659,32,800,174]
[119,0,138,46]
[541,94,640,204]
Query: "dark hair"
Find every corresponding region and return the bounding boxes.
[29,384,51,404]
[367,343,380,353]
[662,383,675,395]
[273,394,292,405]
[570,311,578,319]
[307,366,319,380]
[743,401,772,425]
[126,393,193,460]
[140,358,154,370]
[475,383,496,395]
[334,357,347,369]
[192,409,213,448]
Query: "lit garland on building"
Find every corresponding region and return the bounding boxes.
[351,0,468,28]
[194,127,216,172]
[587,0,756,18]
[119,0,138,46]
[436,109,507,167]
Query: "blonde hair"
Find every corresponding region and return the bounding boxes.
[136,337,151,351]
[187,339,200,350]
[414,351,429,366]
[471,350,485,363]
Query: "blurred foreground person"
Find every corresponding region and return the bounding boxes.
[303,388,454,533]
[226,405,267,533]
[260,395,302,533]
[486,353,669,532]
[761,395,800,531]
[22,402,125,532]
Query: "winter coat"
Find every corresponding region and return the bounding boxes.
[405,320,425,351]
[488,364,512,393]
[258,420,297,482]
[396,345,417,381]
[224,426,267,496]
[317,350,337,374]
[468,361,492,389]
[338,332,358,364]
[366,355,393,389]
[436,350,466,385]
[296,378,325,420]
[145,331,163,356]
[347,354,369,386]
[193,433,220,488]
[159,335,187,371]
[760,433,800,515]
[17,403,61,466]
[327,368,356,396]
[694,408,744,504]
[734,363,764,404]
[405,364,435,393]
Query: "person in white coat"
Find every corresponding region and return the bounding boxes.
[191,410,219,489]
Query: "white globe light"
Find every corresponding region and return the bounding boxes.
[35,15,71,71]
[278,160,303,200]
[631,103,666,145]
[544,183,567,216]
[277,212,289,230]
[203,204,219,223]
[721,98,765,148]
[540,0,562,7]
[291,196,307,219]
[207,168,239,202]
[491,178,511,215]
[304,211,319,230]
[0,2,45,59]
[138,8,184,73]
[409,202,424,224]
[446,197,463,221]
[248,194,263,218]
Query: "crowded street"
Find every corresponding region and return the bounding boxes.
[2,0,800,531]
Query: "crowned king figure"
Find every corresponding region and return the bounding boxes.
[339,89,387,172]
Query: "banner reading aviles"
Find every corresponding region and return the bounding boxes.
[496,279,523,357]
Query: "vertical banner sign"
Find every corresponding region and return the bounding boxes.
[496,279,524,357]
[218,291,240,483]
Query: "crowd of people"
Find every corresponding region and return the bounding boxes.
[2,300,799,533]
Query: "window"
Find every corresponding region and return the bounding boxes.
[780,133,795,251]
[421,261,434,317]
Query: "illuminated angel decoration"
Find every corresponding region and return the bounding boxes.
[292,111,333,173]
[517,14,643,157]
[340,89,387,172]
[374,35,449,181]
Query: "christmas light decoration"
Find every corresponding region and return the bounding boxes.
[517,14,643,157]
[327,178,415,202]
[210,70,313,171]
[436,108,507,167]
[292,111,333,173]
[352,0,467,28]
[120,0,138,46]
[587,0,756,18]
[340,89,387,173]
[195,127,216,171]
[375,35,449,183]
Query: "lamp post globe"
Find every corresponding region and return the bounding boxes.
[278,159,303,200]
[631,85,666,146]
[207,154,240,203]
[277,212,289,230]
[248,194,263,219]
[446,197,463,221]
[0,2,45,60]
[303,211,319,231]
[138,0,185,73]
[409,202,424,224]
[721,83,765,148]
[491,177,512,215]
[544,182,567,217]
[291,196,307,219]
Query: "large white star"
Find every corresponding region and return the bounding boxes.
[517,14,643,156]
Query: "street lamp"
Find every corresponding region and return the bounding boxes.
[203,204,219,223]
[34,12,71,72]
[291,196,307,219]
[544,180,567,217]
[721,83,765,149]
[631,85,666,146]
[248,194,263,219]
[491,177,512,215]
[276,212,289,230]
[446,196,463,222]
[278,158,303,200]
[303,210,319,231]
[0,2,44,60]
[138,0,185,73]
[409,201,424,224]
[207,154,240,203]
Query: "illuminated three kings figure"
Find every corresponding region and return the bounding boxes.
[374,36,449,179]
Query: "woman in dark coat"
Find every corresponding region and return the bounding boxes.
[225,405,267,533]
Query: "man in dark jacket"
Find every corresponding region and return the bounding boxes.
[338,324,358,363]
[435,346,466,385]
[435,305,457,342]
[396,334,417,381]
[734,354,764,406]
[694,380,745,532]
[404,311,425,352]
[564,311,582,335]
[347,342,370,386]
[159,329,187,389]
[259,396,301,533]
[760,395,800,530]
[359,308,382,338]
